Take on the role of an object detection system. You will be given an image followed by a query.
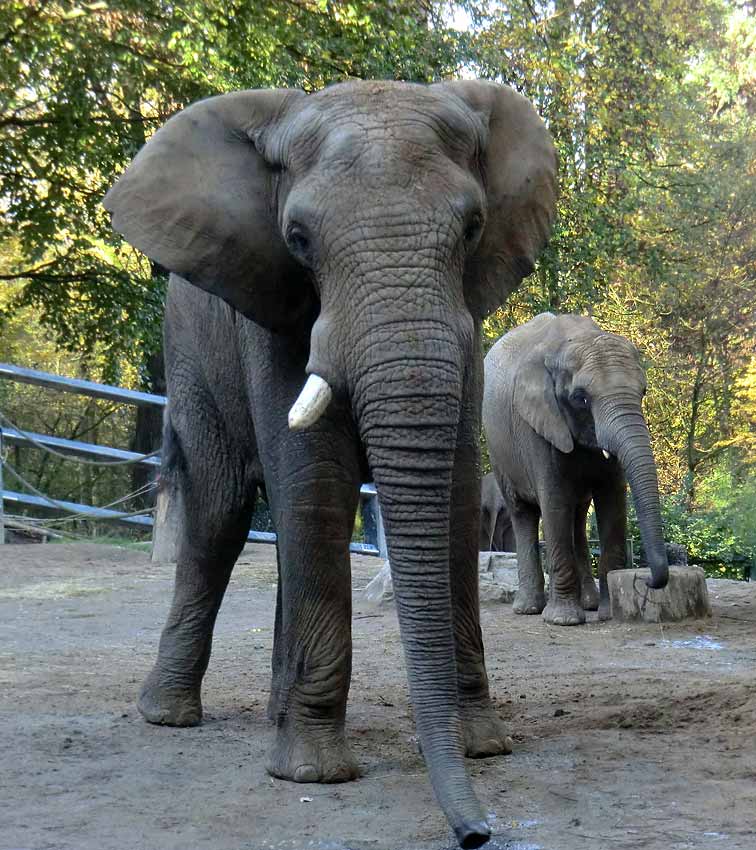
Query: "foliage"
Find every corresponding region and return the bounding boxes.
[0,0,468,379]
[0,0,754,565]
[0,281,149,529]
[659,468,756,578]
[474,0,756,519]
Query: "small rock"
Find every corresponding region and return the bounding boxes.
[553,708,569,717]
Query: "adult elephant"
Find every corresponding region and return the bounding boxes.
[483,313,668,627]
[104,80,556,847]
[480,472,515,552]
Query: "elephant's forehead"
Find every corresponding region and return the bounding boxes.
[288,85,483,164]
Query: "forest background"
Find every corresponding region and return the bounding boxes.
[0,0,754,573]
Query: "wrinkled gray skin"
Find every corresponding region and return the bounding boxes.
[104,80,556,847]
[483,313,669,626]
[479,472,515,552]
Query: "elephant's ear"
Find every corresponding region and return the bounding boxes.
[103,89,313,331]
[504,315,572,453]
[513,356,573,453]
[435,81,557,319]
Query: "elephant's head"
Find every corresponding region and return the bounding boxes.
[103,81,556,847]
[509,312,669,590]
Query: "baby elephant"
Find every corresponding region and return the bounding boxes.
[483,313,668,625]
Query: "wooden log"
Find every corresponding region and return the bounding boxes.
[608,565,711,622]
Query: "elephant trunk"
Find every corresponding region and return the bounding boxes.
[595,399,669,589]
[351,322,489,849]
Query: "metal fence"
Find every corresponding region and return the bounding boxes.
[0,362,386,557]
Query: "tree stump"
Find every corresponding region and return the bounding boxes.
[608,565,711,622]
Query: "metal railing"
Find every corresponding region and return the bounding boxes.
[0,362,386,556]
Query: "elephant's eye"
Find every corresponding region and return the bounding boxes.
[464,212,484,245]
[286,222,313,265]
[570,389,590,409]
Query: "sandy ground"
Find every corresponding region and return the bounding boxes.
[1,542,755,850]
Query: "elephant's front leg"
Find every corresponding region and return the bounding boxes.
[510,501,546,614]
[450,431,512,757]
[450,455,513,758]
[264,451,362,784]
[541,504,585,626]
[593,471,628,621]
[574,499,600,611]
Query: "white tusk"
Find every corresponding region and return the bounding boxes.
[602,449,610,460]
[288,374,333,430]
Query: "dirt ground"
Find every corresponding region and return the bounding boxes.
[1,542,755,850]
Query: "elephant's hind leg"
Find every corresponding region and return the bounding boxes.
[138,405,257,727]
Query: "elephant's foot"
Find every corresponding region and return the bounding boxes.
[137,670,203,727]
[267,723,359,783]
[512,588,546,615]
[542,597,586,626]
[460,701,513,758]
[580,578,600,611]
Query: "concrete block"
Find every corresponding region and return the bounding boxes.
[365,552,523,606]
[608,565,711,623]
[479,551,520,603]
[364,560,394,605]
[479,551,518,572]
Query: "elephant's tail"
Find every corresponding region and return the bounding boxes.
[159,403,185,490]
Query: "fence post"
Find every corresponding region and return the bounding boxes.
[151,472,183,563]
[374,495,388,560]
[0,429,4,544]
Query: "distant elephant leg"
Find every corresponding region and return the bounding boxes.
[494,509,515,552]
[541,504,585,626]
[574,499,599,611]
[450,442,513,758]
[139,409,258,727]
[594,470,628,621]
[263,432,362,784]
[511,501,546,614]
[479,502,494,551]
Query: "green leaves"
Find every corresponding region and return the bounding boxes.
[1,0,753,526]
[0,0,468,374]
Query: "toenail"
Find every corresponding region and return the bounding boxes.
[294,764,319,782]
